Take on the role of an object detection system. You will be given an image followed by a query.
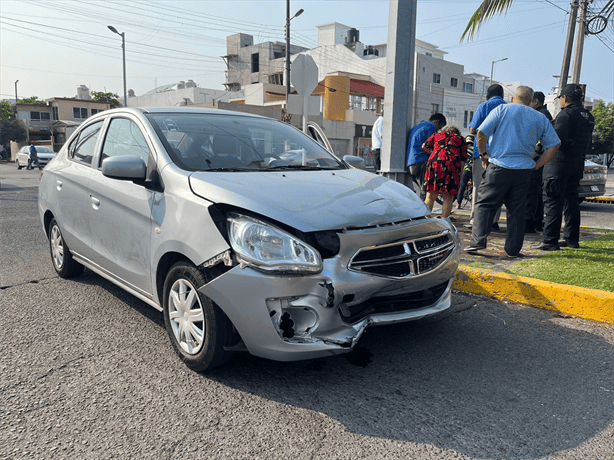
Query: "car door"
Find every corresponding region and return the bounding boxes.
[52,120,104,260]
[306,121,333,152]
[87,116,154,297]
[17,147,28,167]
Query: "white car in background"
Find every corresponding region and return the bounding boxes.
[16,145,56,169]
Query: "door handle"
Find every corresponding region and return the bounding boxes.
[90,194,100,210]
[56,180,63,191]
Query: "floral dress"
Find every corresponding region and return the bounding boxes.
[423,131,468,196]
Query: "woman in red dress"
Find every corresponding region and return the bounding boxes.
[422,126,468,218]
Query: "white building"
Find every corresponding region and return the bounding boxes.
[126,80,243,107]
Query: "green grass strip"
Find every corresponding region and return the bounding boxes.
[505,232,614,292]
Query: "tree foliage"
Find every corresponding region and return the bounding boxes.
[17,96,46,105]
[0,101,27,155]
[91,91,120,108]
[461,0,514,41]
[590,100,614,166]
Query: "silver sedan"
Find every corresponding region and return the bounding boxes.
[38,107,461,371]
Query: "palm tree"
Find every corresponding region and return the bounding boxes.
[461,0,515,41]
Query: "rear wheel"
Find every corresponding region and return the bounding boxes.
[162,262,234,372]
[48,218,84,278]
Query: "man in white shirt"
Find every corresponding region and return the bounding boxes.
[371,114,384,171]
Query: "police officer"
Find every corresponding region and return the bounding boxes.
[533,84,595,250]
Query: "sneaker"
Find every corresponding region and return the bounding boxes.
[559,240,579,248]
[506,252,525,259]
[531,242,560,251]
[464,245,485,253]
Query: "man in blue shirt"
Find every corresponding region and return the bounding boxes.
[406,113,446,200]
[465,86,560,257]
[467,84,507,229]
[27,141,41,170]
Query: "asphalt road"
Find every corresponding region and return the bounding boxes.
[1,164,614,460]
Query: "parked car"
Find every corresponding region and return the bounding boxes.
[38,107,461,371]
[579,159,608,200]
[16,145,56,169]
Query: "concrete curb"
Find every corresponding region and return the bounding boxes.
[454,266,614,325]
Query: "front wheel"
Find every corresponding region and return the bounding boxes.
[162,262,234,372]
[48,218,84,278]
[16,160,22,170]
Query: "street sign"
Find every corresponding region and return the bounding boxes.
[291,54,319,96]
[290,54,319,133]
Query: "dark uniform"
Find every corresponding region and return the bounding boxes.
[541,94,595,247]
[525,104,552,232]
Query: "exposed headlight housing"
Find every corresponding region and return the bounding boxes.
[227,213,322,273]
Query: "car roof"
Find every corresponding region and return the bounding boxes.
[137,107,268,120]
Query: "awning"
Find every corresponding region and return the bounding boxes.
[312,79,384,98]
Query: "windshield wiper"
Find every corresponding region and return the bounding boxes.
[203,167,254,172]
[268,164,335,170]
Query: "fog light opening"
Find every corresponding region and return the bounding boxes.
[280,312,295,339]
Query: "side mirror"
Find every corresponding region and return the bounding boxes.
[101,155,147,180]
[343,155,366,170]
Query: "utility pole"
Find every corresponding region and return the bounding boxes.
[380,0,417,189]
[285,0,291,98]
[571,0,589,83]
[558,0,579,89]
[14,80,19,105]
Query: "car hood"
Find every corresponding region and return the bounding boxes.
[189,169,429,232]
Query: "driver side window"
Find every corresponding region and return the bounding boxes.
[69,121,104,165]
[100,118,149,168]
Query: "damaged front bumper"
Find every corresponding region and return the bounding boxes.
[199,217,460,362]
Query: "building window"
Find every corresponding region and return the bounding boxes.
[30,111,50,120]
[91,108,103,115]
[73,107,88,119]
[433,73,441,84]
[463,110,469,128]
[52,107,58,121]
[426,52,433,57]
[251,53,260,73]
[470,111,474,122]
[462,82,474,93]
[451,78,458,88]
[432,104,439,114]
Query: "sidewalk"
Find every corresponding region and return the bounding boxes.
[449,211,614,324]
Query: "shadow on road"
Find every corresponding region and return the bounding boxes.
[203,295,614,459]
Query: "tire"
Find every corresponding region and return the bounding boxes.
[48,218,84,278]
[16,160,22,170]
[162,262,234,372]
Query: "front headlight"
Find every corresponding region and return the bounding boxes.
[227,213,322,273]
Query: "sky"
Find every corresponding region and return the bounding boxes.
[1,0,613,104]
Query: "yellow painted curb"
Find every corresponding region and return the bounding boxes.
[454,266,614,324]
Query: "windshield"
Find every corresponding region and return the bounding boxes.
[34,147,54,153]
[146,112,344,172]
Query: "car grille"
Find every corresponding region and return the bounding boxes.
[340,281,450,323]
[348,231,455,279]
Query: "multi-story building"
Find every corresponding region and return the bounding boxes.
[220,23,503,161]
[11,86,111,157]
[223,33,310,91]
